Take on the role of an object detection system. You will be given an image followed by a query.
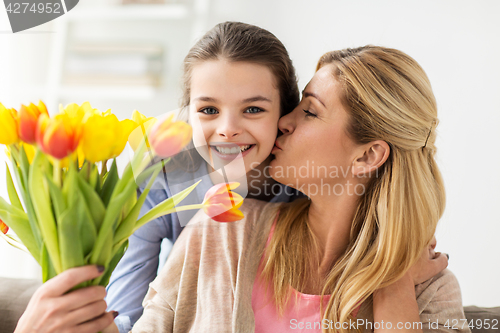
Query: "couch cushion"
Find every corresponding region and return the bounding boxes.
[0,277,41,333]
[464,306,500,333]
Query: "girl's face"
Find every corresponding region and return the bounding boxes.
[270,64,361,196]
[189,59,281,178]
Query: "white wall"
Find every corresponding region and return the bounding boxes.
[0,0,498,307]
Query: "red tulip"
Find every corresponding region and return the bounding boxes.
[36,113,80,159]
[19,101,48,144]
[202,182,244,222]
[0,219,8,234]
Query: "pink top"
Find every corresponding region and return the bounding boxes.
[252,212,361,332]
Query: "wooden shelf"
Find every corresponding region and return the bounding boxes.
[59,85,158,100]
[65,4,189,21]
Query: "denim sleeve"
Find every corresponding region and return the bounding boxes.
[105,189,173,333]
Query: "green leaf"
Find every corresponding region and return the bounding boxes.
[89,180,138,266]
[0,197,41,263]
[96,240,128,287]
[46,176,66,219]
[79,161,91,181]
[29,151,61,274]
[76,195,97,258]
[100,159,118,207]
[135,180,201,229]
[5,163,23,211]
[135,160,166,186]
[90,165,101,192]
[41,243,57,283]
[62,162,78,205]
[58,206,85,271]
[77,172,106,231]
[113,167,161,246]
[0,231,29,253]
[62,163,97,259]
[10,148,42,250]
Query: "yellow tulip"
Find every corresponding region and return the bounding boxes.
[111,119,137,157]
[19,101,48,144]
[0,103,19,145]
[149,114,192,158]
[81,113,135,163]
[128,110,157,152]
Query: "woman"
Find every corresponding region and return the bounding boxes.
[105,21,303,333]
[127,46,468,333]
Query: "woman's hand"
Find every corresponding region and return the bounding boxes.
[372,236,449,332]
[407,236,448,285]
[14,265,117,333]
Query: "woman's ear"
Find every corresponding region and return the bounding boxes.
[351,140,390,178]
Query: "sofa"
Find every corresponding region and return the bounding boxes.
[1,277,499,333]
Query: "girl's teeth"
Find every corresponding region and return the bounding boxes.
[214,145,251,154]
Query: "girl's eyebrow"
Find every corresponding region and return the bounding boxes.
[192,96,272,103]
[242,96,272,103]
[192,96,219,103]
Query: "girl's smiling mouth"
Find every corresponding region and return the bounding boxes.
[210,143,255,160]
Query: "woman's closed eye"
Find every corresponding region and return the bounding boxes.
[199,107,218,115]
[303,109,317,118]
[244,106,265,114]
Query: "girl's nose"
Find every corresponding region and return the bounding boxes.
[216,113,242,139]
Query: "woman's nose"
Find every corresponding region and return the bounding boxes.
[216,114,242,139]
[278,108,296,134]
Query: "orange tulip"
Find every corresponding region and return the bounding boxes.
[19,101,49,144]
[202,182,244,222]
[0,219,8,234]
[36,113,80,159]
[148,114,192,158]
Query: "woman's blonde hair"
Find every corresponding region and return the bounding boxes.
[260,45,446,333]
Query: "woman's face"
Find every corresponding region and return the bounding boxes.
[189,59,281,178]
[270,64,361,196]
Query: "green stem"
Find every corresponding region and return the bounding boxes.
[53,159,61,188]
[134,203,203,232]
[100,159,108,178]
[169,204,203,213]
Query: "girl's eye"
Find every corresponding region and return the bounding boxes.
[199,107,218,115]
[245,107,264,114]
[303,109,317,118]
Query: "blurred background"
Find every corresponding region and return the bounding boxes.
[0,0,498,307]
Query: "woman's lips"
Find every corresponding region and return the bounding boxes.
[272,140,283,154]
[210,144,255,161]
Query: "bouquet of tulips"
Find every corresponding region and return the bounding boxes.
[0,101,244,287]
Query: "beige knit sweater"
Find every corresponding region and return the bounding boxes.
[131,199,470,333]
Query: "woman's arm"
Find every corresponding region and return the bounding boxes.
[372,237,449,333]
[15,266,116,333]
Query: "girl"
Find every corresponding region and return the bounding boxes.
[105,21,303,333]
